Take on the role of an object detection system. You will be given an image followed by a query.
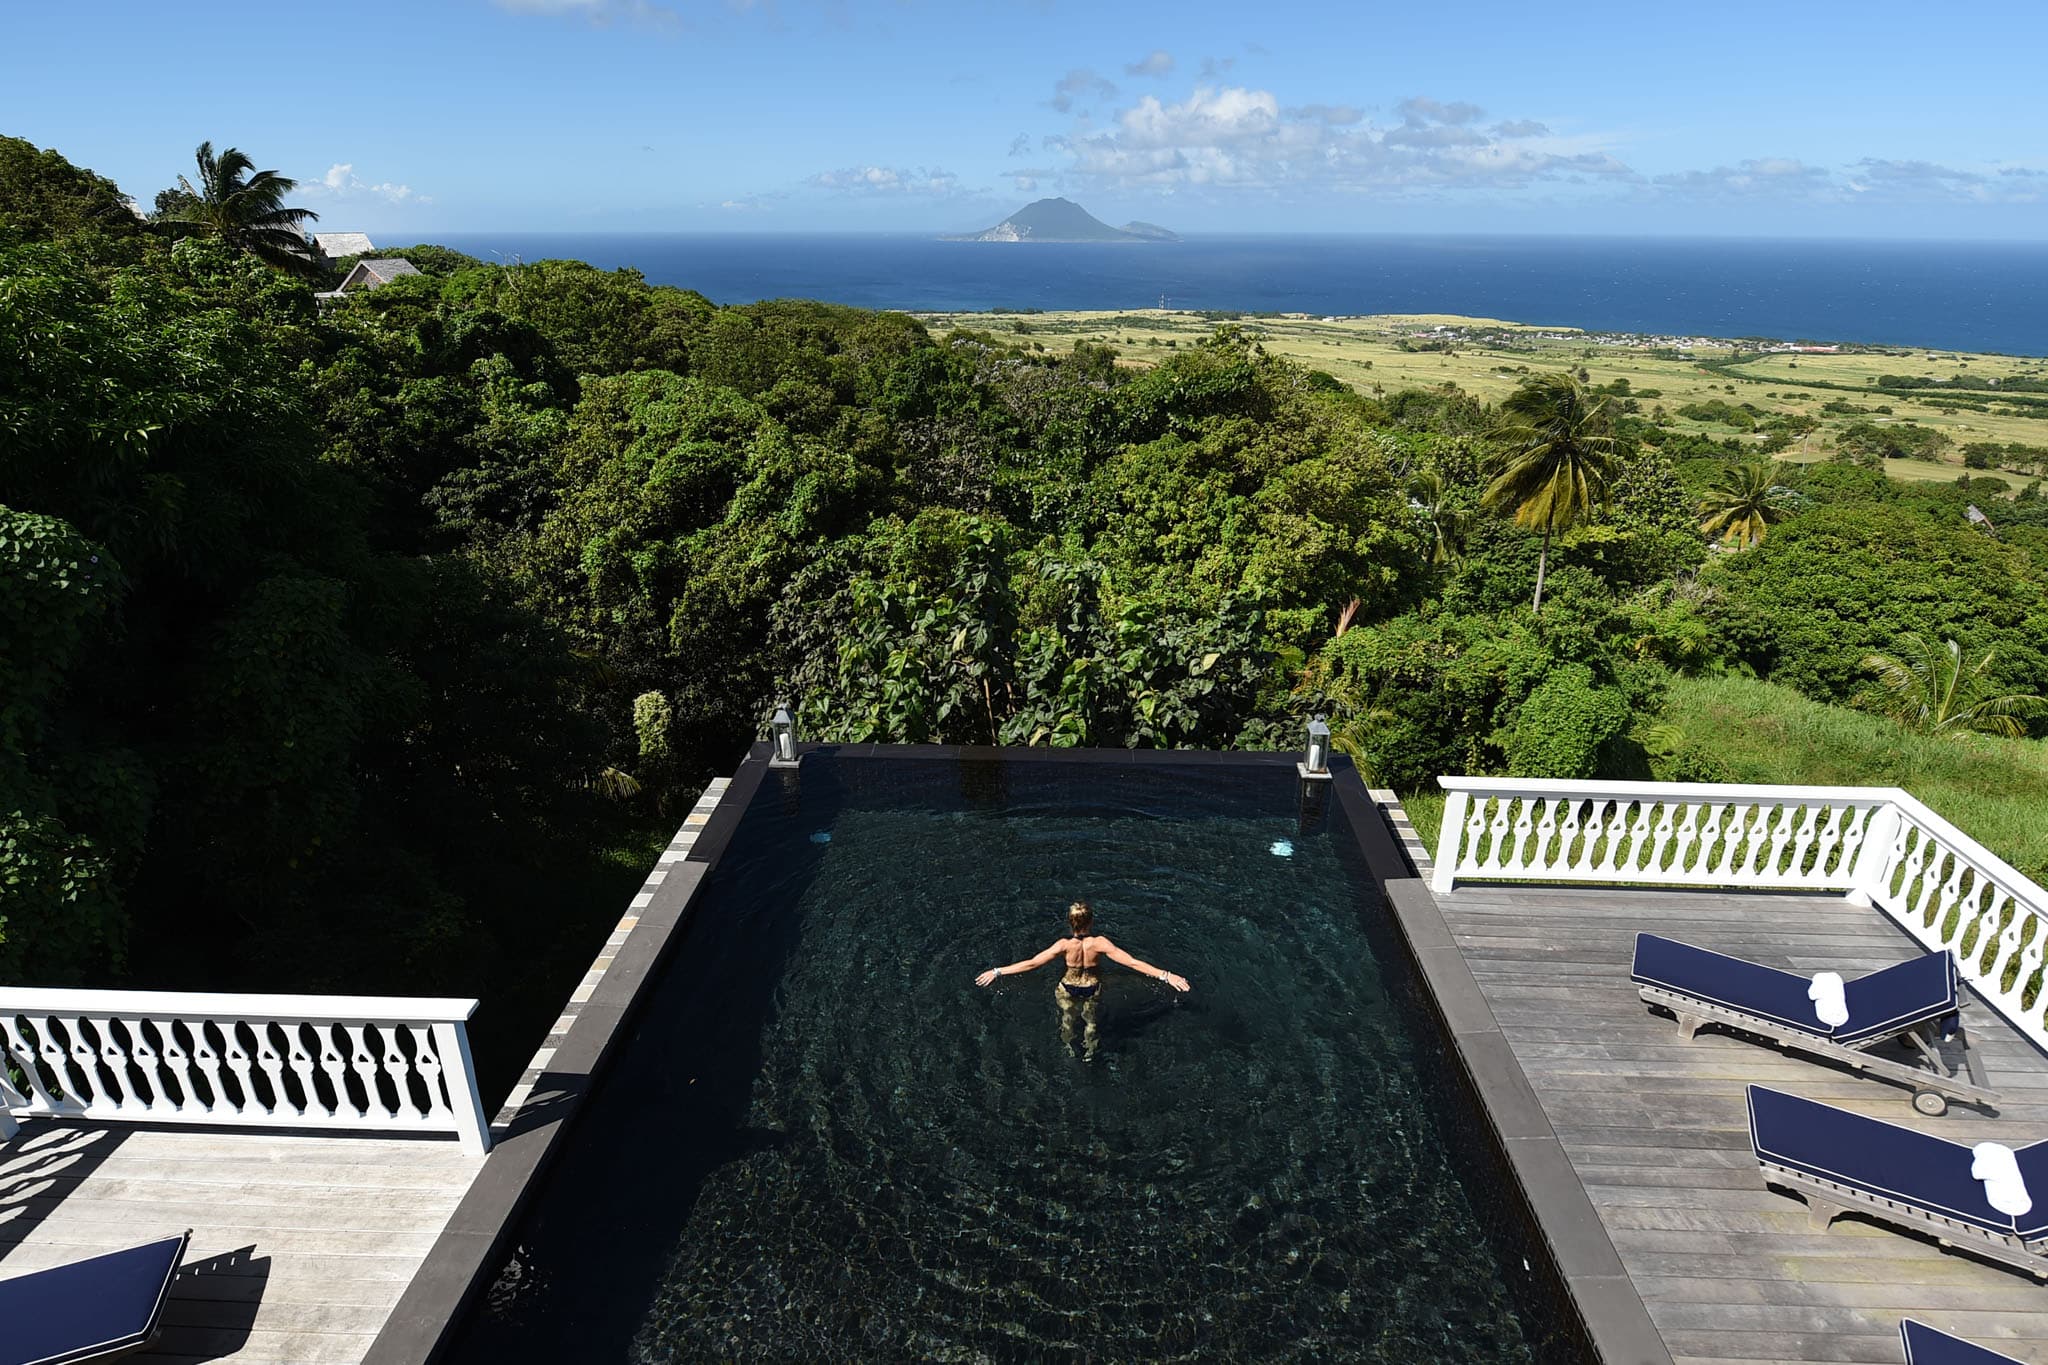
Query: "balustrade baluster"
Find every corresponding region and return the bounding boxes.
[1647,802,1677,876]
[122,1018,171,1116]
[1481,799,1510,873]
[283,1022,324,1120]
[1761,804,1798,880]
[253,1022,295,1118]
[1558,800,1586,872]
[3,1017,60,1111]
[1531,799,1560,873]
[156,1018,206,1116]
[222,1021,262,1117]
[347,1025,391,1122]
[1618,803,1650,876]
[377,1024,418,1123]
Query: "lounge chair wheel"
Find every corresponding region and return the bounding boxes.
[1912,1088,1948,1117]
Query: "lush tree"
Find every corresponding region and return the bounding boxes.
[1861,634,2047,738]
[1481,373,1618,613]
[1698,461,1787,548]
[1706,502,2048,705]
[154,141,318,274]
[0,135,138,244]
[1408,468,1467,566]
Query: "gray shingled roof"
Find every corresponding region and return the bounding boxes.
[357,258,421,284]
[314,231,376,257]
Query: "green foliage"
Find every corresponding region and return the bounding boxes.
[1861,633,2048,739]
[1836,419,1952,462]
[1705,500,2048,709]
[0,136,139,246]
[153,141,319,275]
[1697,461,1787,548]
[1497,663,1632,779]
[1482,372,1620,612]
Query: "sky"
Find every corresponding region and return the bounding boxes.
[7,0,2048,239]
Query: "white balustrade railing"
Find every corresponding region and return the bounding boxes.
[0,989,492,1153]
[1431,777,2048,1055]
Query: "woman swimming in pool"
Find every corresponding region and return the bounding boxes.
[975,901,1191,1059]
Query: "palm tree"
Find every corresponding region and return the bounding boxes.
[1861,634,2047,739]
[1408,469,1467,566]
[1698,462,1786,548]
[158,142,318,273]
[1482,372,1618,614]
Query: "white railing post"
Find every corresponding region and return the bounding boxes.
[1846,800,1903,909]
[432,1020,492,1155]
[1432,790,1471,892]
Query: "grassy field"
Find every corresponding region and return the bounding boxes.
[1395,676,2048,883]
[919,309,2048,492]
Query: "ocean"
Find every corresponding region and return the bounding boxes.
[430,233,2048,356]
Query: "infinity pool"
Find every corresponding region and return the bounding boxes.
[450,754,1575,1361]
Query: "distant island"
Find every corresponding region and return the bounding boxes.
[944,197,1179,244]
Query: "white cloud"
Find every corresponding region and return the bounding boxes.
[809,164,961,195]
[1057,85,1632,195]
[1124,50,1174,78]
[304,163,426,205]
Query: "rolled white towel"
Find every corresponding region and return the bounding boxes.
[1808,971,1849,1028]
[1972,1142,2033,1219]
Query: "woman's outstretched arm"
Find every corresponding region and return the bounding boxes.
[976,941,1065,987]
[1099,938,1191,992]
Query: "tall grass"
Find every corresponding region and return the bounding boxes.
[1394,676,2048,883]
[1658,675,2048,882]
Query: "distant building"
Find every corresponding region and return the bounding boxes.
[314,257,421,302]
[313,231,376,259]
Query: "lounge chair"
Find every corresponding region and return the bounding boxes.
[0,1230,190,1365]
[1633,933,1997,1114]
[1748,1085,2048,1279]
[1902,1319,2026,1364]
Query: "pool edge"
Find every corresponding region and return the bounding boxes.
[361,748,774,1365]
[1339,780,1673,1365]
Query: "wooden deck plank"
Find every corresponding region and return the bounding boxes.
[1436,882,2048,1365]
[0,1120,482,1362]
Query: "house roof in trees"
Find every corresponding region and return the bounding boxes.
[314,231,376,257]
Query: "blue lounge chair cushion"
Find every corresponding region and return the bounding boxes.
[0,1231,189,1365]
[1748,1086,2048,1242]
[1902,1318,2025,1364]
[1632,934,1957,1044]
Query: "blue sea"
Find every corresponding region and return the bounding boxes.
[432,233,2048,356]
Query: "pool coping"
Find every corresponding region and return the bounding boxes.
[1336,781,1672,1365]
[364,744,1665,1363]
[361,754,770,1365]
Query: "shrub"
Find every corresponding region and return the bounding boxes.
[1496,663,1632,779]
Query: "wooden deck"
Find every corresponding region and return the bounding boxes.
[1437,882,2048,1365]
[0,1120,481,1364]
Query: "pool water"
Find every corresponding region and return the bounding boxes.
[451,756,1561,1362]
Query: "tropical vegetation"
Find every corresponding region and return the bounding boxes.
[5,132,2047,1082]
